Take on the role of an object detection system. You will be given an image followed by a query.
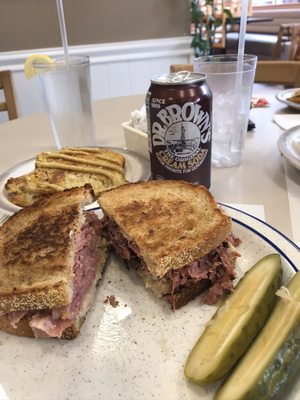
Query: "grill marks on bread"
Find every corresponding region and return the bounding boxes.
[0,185,94,312]
[3,207,79,268]
[37,150,125,175]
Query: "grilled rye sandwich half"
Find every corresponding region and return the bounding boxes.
[98,180,240,310]
[0,184,107,339]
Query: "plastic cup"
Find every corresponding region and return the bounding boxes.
[34,55,95,149]
[194,54,257,168]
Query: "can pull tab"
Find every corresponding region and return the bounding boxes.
[171,71,191,83]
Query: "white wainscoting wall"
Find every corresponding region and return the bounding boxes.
[0,37,193,122]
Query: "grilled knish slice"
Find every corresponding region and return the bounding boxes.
[288,90,300,104]
[0,184,107,339]
[98,180,239,309]
[5,147,126,207]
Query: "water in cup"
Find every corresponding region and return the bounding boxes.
[210,74,251,167]
[194,54,257,168]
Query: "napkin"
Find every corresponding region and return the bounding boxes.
[225,205,300,248]
[273,114,300,130]
[129,105,147,133]
[227,204,265,221]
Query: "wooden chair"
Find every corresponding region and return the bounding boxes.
[272,23,300,61]
[0,71,18,120]
[170,61,300,87]
[170,64,194,73]
[255,61,300,87]
[223,0,253,18]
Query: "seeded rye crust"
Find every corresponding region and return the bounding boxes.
[0,246,107,339]
[5,147,126,207]
[0,184,97,313]
[98,180,232,279]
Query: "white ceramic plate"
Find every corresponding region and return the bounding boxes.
[276,88,300,111]
[278,125,300,170]
[0,147,150,214]
[0,204,300,400]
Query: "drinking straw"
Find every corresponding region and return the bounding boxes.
[56,0,69,63]
[237,0,248,73]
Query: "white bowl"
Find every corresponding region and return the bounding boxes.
[122,121,149,160]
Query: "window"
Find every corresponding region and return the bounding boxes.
[253,0,300,6]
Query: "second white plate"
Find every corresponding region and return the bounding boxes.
[276,88,300,111]
[278,125,300,170]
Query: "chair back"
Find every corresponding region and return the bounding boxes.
[170,64,194,73]
[255,61,300,87]
[272,23,300,61]
[0,71,18,120]
[170,61,300,87]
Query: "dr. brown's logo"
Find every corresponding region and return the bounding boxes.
[150,102,211,174]
[165,122,199,158]
[151,102,211,148]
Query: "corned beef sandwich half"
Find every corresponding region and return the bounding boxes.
[98,180,240,310]
[0,184,107,339]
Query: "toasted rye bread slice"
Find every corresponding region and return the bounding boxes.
[98,180,232,279]
[5,147,126,207]
[0,184,95,314]
[0,240,107,339]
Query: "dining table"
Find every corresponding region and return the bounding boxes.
[0,82,300,400]
[0,82,299,244]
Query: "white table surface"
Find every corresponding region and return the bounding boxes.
[1,83,300,400]
[0,83,299,243]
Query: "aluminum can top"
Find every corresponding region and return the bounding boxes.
[150,72,207,86]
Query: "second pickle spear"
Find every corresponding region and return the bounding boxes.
[215,270,300,400]
[184,254,282,384]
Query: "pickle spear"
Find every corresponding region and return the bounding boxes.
[184,254,282,384]
[215,270,300,400]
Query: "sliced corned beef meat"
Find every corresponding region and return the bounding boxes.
[7,310,28,328]
[53,211,100,321]
[29,313,72,339]
[102,216,240,308]
[6,211,102,338]
[165,241,238,306]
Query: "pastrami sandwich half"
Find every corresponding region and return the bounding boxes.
[98,180,240,310]
[0,184,107,339]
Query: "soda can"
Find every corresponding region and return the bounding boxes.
[146,72,212,188]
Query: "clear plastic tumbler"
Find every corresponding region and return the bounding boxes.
[194,54,257,167]
[34,55,95,149]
